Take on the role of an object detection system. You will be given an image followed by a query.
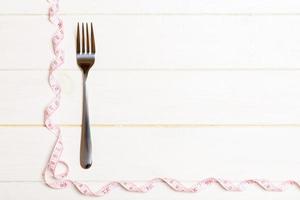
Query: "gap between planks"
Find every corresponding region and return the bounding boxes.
[4,124,300,128]
[0,180,294,183]
[5,13,300,16]
[4,68,300,71]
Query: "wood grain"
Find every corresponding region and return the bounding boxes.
[3,16,300,70]
[1,127,300,181]
[2,0,300,14]
[1,182,300,200]
[2,0,300,198]
[2,70,300,125]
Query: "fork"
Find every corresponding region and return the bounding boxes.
[76,22,96,169]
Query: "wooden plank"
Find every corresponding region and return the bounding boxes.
[3,0,300,14]
[1,127,300,181]
[2,182,300,200]
[3,16,300,70]
[3,70,300,125]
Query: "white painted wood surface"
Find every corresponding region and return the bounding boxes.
[2,127,300,181]
[3,0,300,14]
[1,0,300,199]
[3,70,300,125]
[3,16,300,70]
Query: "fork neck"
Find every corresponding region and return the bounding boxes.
[82,70,89,81]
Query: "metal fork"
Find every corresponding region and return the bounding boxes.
[76,23,95,169]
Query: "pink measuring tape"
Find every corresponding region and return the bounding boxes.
[43,0,300,196]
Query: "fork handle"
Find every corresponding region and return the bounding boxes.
[80,74,92,169]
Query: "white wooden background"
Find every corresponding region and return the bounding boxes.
[1,0,300,199]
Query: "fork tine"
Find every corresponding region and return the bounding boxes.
[86,23,90,53]
[82,23,85,53]
[91,23,96,53]
[76,23,80,54]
